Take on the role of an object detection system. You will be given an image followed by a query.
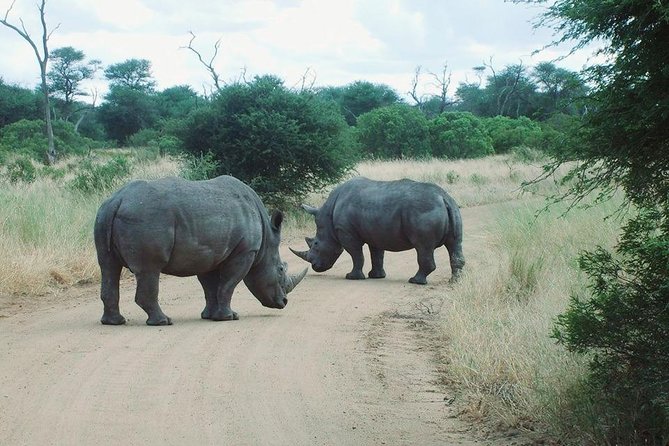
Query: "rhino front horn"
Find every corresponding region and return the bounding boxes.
[285,267,308,293]
[290,247,310,262]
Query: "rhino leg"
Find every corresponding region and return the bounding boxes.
[368,247,386,279]
[100,256,126,325]
[198,270,238,321]
[211,252,256,321]
[344,244,366,280]
[135,271,172,326]
[445,238,465,283]
[409,247,436,285]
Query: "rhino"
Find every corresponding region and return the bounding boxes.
[290,177,464,285]
[94,175,307,326]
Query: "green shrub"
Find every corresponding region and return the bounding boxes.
[179,151,220,181]
[180,75,357,208]
[356,104,431,159]
[429,112,494,159]
[484,116,543,153]
[0,118,96,163]
[553,207,669,445]
[7,156,37,183]
[69,156,132,194]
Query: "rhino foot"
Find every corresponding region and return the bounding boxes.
[101,313,126,325]
[146,315,172,326]
[209,310,239,321]
[368,269,386,279]
[409,275,428,285]
[346,271,366,280]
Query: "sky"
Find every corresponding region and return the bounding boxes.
[0,0,595,102]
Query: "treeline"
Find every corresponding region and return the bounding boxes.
[0,54,585,204]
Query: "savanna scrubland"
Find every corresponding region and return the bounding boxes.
[0,151,621,443]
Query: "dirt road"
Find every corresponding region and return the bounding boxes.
[0,207,491,446]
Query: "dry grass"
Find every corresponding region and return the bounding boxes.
[438,198,622,440]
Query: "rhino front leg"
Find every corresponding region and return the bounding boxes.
[344,244,366,280]
[99,256,126,325]
[368,247,386,279]
[210,252,256,321]
[135,271,172,326]
[410,247,436,285]
[197,270,227,320]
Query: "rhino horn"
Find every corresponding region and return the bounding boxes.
[305,237,314,248]
[290,247,310,262]
[285,267,308,293]
[301,204,319,216]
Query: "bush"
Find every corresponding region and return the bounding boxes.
[484,116,543,153]
[6,156,37,183]
[180,75,357,208]
[179,151,220,181]
[0,119,96,163]
[69,155,132,194]
[429,112,494,159]
[554,207,669,444]
[356,104,430,159]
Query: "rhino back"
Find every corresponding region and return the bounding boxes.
[110,176,265,276]
[330,177,453,251]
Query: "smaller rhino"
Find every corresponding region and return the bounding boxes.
[291,177,464,284]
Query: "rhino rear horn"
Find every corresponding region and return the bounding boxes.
[290,247,310,262]
[301,204,319,216]
[285,267,308,293]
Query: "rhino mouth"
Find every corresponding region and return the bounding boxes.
[263,297,288,309]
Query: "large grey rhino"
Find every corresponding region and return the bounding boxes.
[94,175,307,326]
[291,177,464,284]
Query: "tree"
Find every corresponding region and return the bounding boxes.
[0,78,41,127]
[523,0,669,443]
[1,0,58,164]
[355,104,430,159]
[318,81,400,126]
[104,59,155,91]
[531,62,587,118]
[429,112,493,159]
[180,75,357,208]
[98,86,157,144]
[47,46,100,121]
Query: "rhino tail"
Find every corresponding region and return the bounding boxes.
[95,196,123,253]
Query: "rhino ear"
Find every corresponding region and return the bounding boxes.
[270,210,284,231]
[301,204,319,216]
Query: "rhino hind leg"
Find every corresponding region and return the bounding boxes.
[368,247,386,279]
[134,271,172,326]
[409,247,437,285]
[100,257,126,325]
[445,238,465,283]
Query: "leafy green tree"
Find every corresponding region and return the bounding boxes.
[355,104,430,159]
[0,79,41,128]
[318,81,400,125]
[98,86,158,144]
[483,115,542,153]
[155,85,200,120]
[429,112,493,159]
[524,0,669,443]
[180,75,357,208]
[531,62,587,119]
[47,46,100,120]
[104,58,156,91]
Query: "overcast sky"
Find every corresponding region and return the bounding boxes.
[0,0,593,101]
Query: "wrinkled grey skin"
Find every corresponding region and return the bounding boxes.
[291,177,464,285]
[94,175,307,326]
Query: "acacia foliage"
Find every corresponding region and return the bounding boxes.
[530,0,669,443]
[179,75,357,208]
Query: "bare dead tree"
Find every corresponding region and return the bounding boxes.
[73,88,98,134]
[1,0,60,164]
[408,65,424,108]
[181,31,223,92]
[428,63,453,114]
[293,67,317,93]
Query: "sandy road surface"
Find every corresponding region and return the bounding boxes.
[0,207,492,446]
